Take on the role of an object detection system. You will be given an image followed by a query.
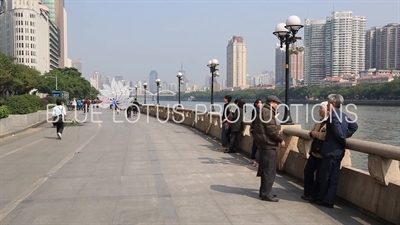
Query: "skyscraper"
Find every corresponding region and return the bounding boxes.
[275,44,286,86]
[226,36,247,88]
[148,70,158,93]
[366,23,400,70]
[0,0,57,74]
[304,11,366,85]
[72,58,82,72]
[42,0,66,67]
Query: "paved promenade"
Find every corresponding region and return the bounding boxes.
[0,108,382,225]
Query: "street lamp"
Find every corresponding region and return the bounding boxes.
[45,75,58,90]
[207,59,220,111]
[143,83,147,104]
[177,72,184,105]
[134,85,138,99]
[155,79,161,105]
[273,15,303,125]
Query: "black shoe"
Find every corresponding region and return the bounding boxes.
[224,149,236,153]
[301,195,311,201]
[317,201,334,208]
[309,198,318,203]
[261,197,279,202]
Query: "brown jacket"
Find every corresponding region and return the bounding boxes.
[309,119,327,158]
[252,103,283,148]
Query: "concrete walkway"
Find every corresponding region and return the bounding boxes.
[0,108,382,225]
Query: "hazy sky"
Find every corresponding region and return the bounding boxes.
[66,0,399,86]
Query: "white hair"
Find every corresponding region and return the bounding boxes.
[320,101,328,110]
[327,94,344,108]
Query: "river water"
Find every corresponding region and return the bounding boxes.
[150,100,400,172]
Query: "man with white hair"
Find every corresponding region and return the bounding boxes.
[316,94,358,208]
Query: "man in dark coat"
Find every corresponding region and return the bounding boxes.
[253,95,286,202]
[316,94,358,208]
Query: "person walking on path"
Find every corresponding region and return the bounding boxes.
[219,95,232,149]
[253,95,285,202]
[52,99,67,140]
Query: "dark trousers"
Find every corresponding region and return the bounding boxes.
[259,148,276,199]
[318,156,341,205]
[221,122,230,147]
[251,141,258,161]
[56,122,64,134]
[303,154,322,197]
[228,131,240,151]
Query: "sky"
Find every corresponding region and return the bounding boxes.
[66,0,400,87]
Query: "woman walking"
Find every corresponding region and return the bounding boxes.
[52,99,67,140]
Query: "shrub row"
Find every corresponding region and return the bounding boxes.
[0,106,10,118]
[1,95,63,116]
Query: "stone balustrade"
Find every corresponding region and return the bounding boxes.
[140,104,400,224]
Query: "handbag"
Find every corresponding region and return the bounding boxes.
[310,138,324,153]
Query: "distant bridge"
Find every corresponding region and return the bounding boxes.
[131,88,177,97]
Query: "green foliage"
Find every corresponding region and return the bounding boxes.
[0,98,5,106]
[37,68,99,99]
[5,95,41,114]
[0,106,10,118]
[0,52,41,95]
[184,80,400,101]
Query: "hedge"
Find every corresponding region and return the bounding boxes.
[5,95,41,114]
[0,106,10,118]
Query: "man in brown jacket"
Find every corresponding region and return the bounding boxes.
[253,95,286,202]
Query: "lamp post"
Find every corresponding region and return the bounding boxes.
[273,15,303,125]
[155,79,161,105]
[177,72,184,104]
[134,85,138,99]
[45,75,58,90]
[207,59,220,111]
[143,83,147,104]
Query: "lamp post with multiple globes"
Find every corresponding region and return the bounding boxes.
[143,83,147,104]
[273,15,303,125]
[177,72,184,105]
[206,59,220,111]
[155,79,161,105]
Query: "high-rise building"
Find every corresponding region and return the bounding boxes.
[290,47,304,80]
[72,58,82,72]
[275,44,286,86]
[366,23,400,70]
[304,11,366,85]
[148,70,158,93]
[90,71,101,90]
[0,0,57,74]
[42,0,66,68]
[304,19,327,85]
[226,36,247,88]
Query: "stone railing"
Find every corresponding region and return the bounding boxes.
[140,105,400,225]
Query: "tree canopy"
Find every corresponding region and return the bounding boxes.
[183,80,400,101]
[0,52,98,99]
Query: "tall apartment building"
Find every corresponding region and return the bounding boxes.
[72,58,82,72]
[148,70,158,93]
[0,0,59,74]
[42,0,66,67]
[226,36,247,88]
[90,71,101,90]
[366,23,400,70]
[275,44,286,85]
[304,11,366,85]
[275,44,304,85]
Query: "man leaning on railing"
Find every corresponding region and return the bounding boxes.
[312,94,359,208]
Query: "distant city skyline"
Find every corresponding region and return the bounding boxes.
[65,1,399,86]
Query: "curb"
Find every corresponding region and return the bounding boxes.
[0,112,81,139]
[0,119,48,139]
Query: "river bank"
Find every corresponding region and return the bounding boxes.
[185,99,400,106]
